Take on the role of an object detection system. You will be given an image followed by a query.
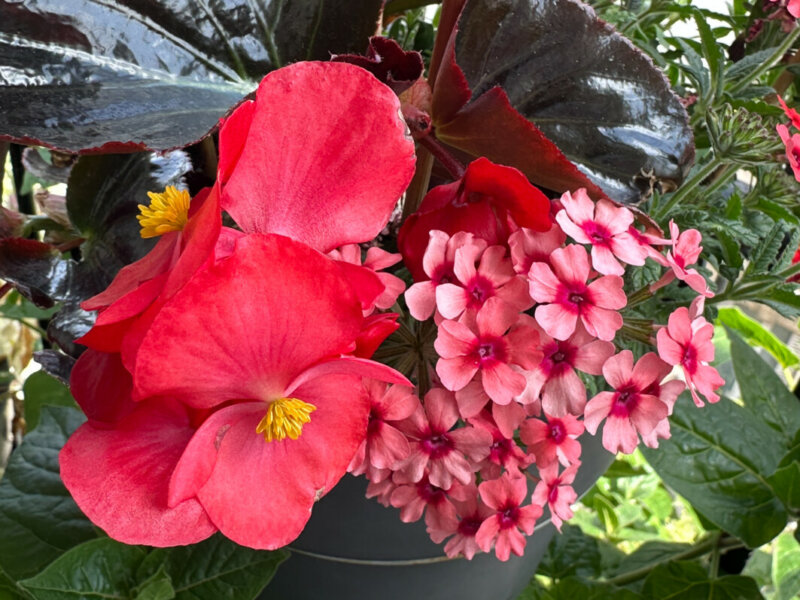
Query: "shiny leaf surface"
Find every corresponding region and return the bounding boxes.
[0,0,382,152]
[642,561,764,600]
[439,0,694,203]
[642,394,787,548]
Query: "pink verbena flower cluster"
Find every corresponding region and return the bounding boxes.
[350,169,725,562]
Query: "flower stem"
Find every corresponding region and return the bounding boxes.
[653,156,724,222]
[417,134,466,180]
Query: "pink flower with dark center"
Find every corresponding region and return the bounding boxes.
[508,224,566,275]
[529,244,626,341]
[443,485,495,559]
[393,388,491,489]
[435,297,541,404]
[628,226,671,263]
[455,378,529,439]
[405,231,488,321]
[436,245,532,320]
[531,462,579,531]
[469,412,533,479]
[475,473,543,561]
[521,322,614,416]
[365,469,396,506]
[520,413,583,469]
[555,189,647,275]
[651,221,713,297]
[656,307,724,407]
[348,381,419,476]
[584,351,671,454]
[778,123,800,182]
[390,475,458,534]
[640,359,686,449]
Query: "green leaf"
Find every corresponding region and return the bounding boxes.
[537,524,602,581]
[725,47,781,82]
[768,431,800,514]
[762,284,800,319]
[546,577,641,600]
[133,566,174,600]
[727,327,800,446]
[0,567,29,600]
[0,293,58,321]
[642,394,787,548]
[772,530,800,600]
[693,11,723,104]
[0,407,94,581]
[21,372,78,431]
[19,538,147,600]
[138,535,288,600]
[607,541,692,579]
[642,561,764,599]
[718,308,799,368]
[604,459,648,479]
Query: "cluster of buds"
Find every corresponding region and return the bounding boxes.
[348,157,724,561]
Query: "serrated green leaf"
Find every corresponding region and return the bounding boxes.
[21,371,78,431]
[138,535,287,600]
[642,561,764,599]
[19,538,147,600]
[538,524,602,581]
[642,394,787,548]
[754,199,800,226]
[0,407,94,581]
[773,530,800,600]
[750,221,787,274]
[718,308,799,368]
[725,47,780,81]
[693,12,723,104]
[716,230,743,271]
[727,327,800,445]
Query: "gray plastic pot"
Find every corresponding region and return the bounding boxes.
[261,432,613,600]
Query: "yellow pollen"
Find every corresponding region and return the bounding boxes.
[256,397,317,443]
[137,186,191,239]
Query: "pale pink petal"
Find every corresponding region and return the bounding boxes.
[535,303,579,341]
[436,284,469,319]
[406,281,437,321]
[583,391,615,434]
[591,245,625,276]
[550,245,591,287]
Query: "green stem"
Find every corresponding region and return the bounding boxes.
[654,156,724,221]
[728,27,800,96]
[384,0,441,16]
[778,261,800,280]
[605,535,742,587]
[700,164,737,200]
[709,531,722,578]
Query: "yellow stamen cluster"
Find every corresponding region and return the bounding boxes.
[137,186,190,239]
[256,397,317,443]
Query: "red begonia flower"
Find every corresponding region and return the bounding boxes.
[64,234,409,549]
[218,61,416,253]
[398,157,552,281]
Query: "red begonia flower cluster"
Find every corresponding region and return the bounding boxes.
[61,61,416,550]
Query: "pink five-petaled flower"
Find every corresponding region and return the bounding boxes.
[640,357,686,448]
[656,306,724,407]
[469,411,533,480]
[390,475,464,539]
[435,244,532,320]
[529,244,626,341]
[520,413,584,469]
[443,485,495,559]
[405,230,488,321]
[217,61,415,253]
[348,381,419,478]
[777,123,800,183]
[508,224,567,275]
[475,473,543,561]
[583,351,671,454]
[532,462,579,532]
[555,188,647,275]
[393,388,492,489]
[435,297,541,404]
[651,221,713,297]
[521,322,615,417]
[61,235,411,550]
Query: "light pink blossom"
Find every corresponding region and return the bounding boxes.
[640,358,686,448]
[390,475,458,534]
[529,244,626,341]
[584,351,671,454]
[555,189,647,275]
[469,412,533,479]
[405,231,487,321]
[532,462,579,531]
[778,123,800,183]
[520,322,614,416]
[656,307,724,407]
[443,486,495,559]
[475,473,543,561]
[393,388,491,489]
[435,297,541,404]
[520,413,584,468]
[651,221,713,297]
[435,245,532,320]
[508,224,566,275]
